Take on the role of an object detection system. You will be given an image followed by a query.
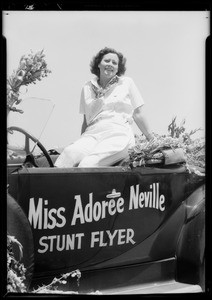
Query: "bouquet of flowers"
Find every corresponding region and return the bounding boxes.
[125,117,205,172]
[7,49,51,115]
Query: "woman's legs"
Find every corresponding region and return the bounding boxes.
[55,120,135,168]
[54,135,97,167]
[78,131,132,167]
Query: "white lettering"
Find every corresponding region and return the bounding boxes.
[76,233,84,249]
[139,192,144,208]
[90,229,136,248]
[71,192,125,225]
[90,231,100,248]
[38,236,48,253]
[48,235,57,252]
[117,197,124,213]
[93,202,101,221]
[129,184,139,210]
[126,228,136,244]
[99,231,107,247]
[47,208,57,229]
[106,230,118,246]
[56,234,66,251]
[28,198,43,229]
[108,199,116,215]
[129,183,165,211]
[101,201,109,219]
[71,195,85,225]
[159,195,165,211]
[66,234,75,250]
[28,198,66,229]
[56,207,66,228]
[144,192,151,207]
[117,229,126,245]
[38,233,85,253]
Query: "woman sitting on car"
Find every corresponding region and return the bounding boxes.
[55,47,154,168]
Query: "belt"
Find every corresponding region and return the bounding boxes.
[88,116,133,127]
[88,116,108,127]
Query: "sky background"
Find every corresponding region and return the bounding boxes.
[3,10,210,150]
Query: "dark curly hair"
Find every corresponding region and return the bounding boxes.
[90,47,126,78]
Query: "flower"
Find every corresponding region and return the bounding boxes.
[126,131,205,171]
[7,49,51,114]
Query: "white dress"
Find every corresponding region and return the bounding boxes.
[55,76,144,167]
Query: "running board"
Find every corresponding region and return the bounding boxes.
[100,280,202,294]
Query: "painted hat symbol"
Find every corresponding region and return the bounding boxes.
[106,189,121,199]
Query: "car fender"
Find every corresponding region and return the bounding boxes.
[175,185,205,289]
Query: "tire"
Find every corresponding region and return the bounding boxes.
[7,193,34,289]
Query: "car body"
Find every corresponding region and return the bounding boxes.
[7,99,205,294]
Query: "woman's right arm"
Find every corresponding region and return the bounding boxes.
[81,115,87,134]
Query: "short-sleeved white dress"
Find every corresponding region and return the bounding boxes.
[55,76,144,167]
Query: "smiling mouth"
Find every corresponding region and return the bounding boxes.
[105,68,114,74]
[105,66,114,70]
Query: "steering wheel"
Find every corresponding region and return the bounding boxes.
[7,126,54,167]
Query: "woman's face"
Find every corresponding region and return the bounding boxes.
[98,53,119,80]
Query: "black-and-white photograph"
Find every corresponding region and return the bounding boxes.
[4,6,209,295]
